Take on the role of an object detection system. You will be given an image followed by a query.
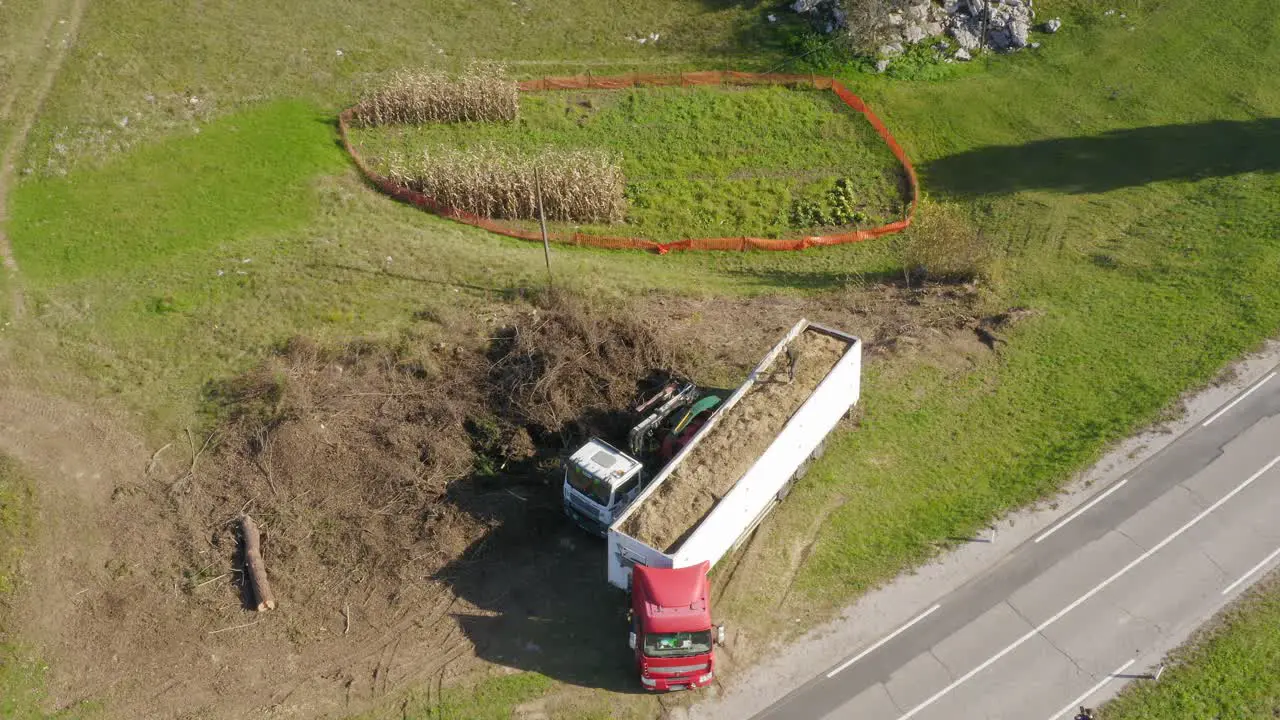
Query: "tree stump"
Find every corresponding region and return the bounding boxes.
[240,514,276,612]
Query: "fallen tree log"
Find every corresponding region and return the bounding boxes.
[240,514,276,612]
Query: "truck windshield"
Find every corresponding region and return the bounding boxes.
[642,630,713,658]
[568,465,612,506]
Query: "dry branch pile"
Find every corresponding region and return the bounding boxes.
[389,145,627,224]
[352,62,519,126]
[205,337,492,601]
[487,292,689,437]
[181,293,687,626]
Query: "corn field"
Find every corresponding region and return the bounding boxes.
[352,63,518,126]
[388,146,627,224]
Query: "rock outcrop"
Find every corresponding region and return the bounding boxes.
[792,0,1053,60]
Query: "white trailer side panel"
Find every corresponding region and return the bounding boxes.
[671,338,861,570]
[605,321,862,591]
[607,527,673,589]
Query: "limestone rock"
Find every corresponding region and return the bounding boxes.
[948,14,983,50]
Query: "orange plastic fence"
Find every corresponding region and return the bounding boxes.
[338,72,919,254]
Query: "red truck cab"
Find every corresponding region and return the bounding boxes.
[629,561,723,691]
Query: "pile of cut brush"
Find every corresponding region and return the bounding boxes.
[174,293,689,629]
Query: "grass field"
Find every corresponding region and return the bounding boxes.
[0,456,54,720]
[1102,572,1280,719]
[21,0,778,176]
[350,85,907,239]
[12,100,343,283]
[2,0,1279,716]
[352,672,556,720]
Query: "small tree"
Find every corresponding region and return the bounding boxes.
[896,201,992,285]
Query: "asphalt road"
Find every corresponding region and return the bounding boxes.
[752,366,1280,720]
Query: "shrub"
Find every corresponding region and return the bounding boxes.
[388,145,627,224]
[896,201,991,284]
[352,62,518,126]
[788,178,870,229]
[841,0,894,55]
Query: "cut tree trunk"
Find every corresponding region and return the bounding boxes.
[240,514,276,612]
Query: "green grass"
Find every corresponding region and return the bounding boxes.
[1101,573,1280,719]
[354,672,555,720]
[0,455,56,720]
[0,0,51,154]
[349,85,907,239]
[713,0,1280,631]
[22,0,780,174]
[0,456,33,601]
[810,173,1280,595]
[11,100,344,283]
[3,0,1280,717]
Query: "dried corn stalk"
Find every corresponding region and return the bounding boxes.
[353,62,518,126]
[388,145,627,224]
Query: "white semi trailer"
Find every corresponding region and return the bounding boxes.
[608,319,862,691]
[607,318,862,588]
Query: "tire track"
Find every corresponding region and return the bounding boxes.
[0,0,89,318]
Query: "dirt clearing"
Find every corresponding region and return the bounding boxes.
[6,282,1006,718]
[15,292,691,718]
[620,331,848,551]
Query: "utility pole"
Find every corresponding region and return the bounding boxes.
[534,166,553,286]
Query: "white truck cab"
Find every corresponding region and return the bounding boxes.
[564,438,644,536]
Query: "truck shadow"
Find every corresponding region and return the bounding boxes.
[434,475,645,693]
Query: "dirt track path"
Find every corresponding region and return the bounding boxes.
[0,0,89,318]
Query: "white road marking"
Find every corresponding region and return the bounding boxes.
[895,453,1280,720]
[1202,371,1276,427]
[1046,658,1135,720]
[1221,545,1280,596]
[1035,478,1130,543]
[825,604,941,679]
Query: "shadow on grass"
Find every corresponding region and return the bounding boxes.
[724,267,907,292]
[924,118,1280,197]
[434,483,644,694]
[689,0,829,68]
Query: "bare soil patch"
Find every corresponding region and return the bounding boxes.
[14,292,690,718]
[7,282,1008,718]
[621,332,847,551]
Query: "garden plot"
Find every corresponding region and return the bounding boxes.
[348,85,907,241]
